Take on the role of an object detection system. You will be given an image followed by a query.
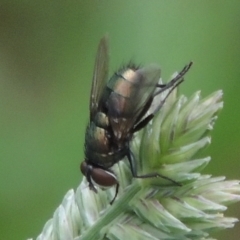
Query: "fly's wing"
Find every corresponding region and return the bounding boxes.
[107,65,161,140]
[133,65,161,116]
[90,36,109,121]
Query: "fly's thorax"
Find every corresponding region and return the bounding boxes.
[85,121,110,154]
[85,145,127,169]
[94,112,109,129]
[84,110,128,168]
[84,112,110,153]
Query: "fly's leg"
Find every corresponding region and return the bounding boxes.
[85,164,119,204]
[132,63,192,133]
[133,79,184,133]
[133,114,154,132]
[85,165,98,193]
[110,183,119,205]
[154,61,193,97]
[127,150,181,186]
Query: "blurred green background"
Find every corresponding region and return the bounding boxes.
[0,1,240,239]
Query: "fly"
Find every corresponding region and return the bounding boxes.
[80,36,192,204]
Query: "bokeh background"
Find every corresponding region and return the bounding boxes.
[0,1,240,239]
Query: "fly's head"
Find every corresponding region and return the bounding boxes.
[80,160,119,193]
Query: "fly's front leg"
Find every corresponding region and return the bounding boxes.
[127,150,181,186]
[85,165,98,193]
[110,183,119,205]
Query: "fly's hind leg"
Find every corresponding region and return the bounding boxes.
[154,61,193,97]
[132,79,183,133]
[133,62,193,133]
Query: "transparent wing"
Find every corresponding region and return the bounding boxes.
[131,65,161,116]
[90,36,109,120]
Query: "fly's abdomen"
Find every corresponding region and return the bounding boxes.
[105,67,146,139]
[107,68,141,112]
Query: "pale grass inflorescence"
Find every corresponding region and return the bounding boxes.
[31,77,240,240]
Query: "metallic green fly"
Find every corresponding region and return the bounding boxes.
[81,36,192,204]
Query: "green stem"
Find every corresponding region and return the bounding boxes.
[79,181,141,240]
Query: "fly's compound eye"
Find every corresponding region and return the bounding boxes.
[91,168,118,187]
[80,161,89,176]
[80,161,118,188]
